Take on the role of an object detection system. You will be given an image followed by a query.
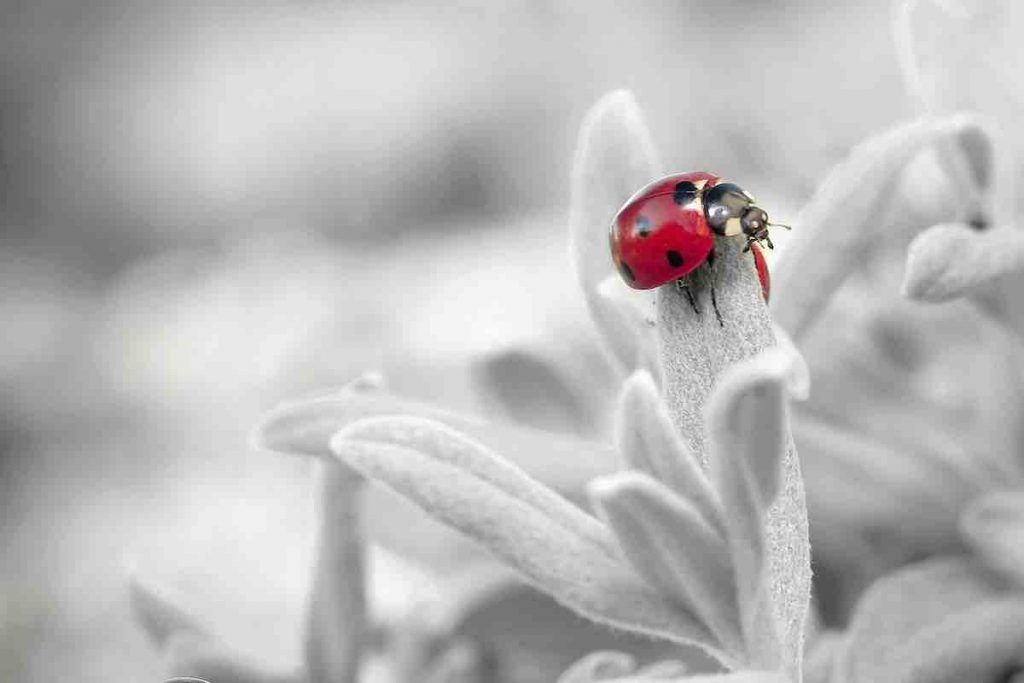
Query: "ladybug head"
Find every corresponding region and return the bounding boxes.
[703,181,789,250]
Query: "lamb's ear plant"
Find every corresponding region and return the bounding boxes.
[320,90,813,683]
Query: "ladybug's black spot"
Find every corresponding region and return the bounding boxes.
[673,181,698,205]
[619,260,636,282]
[635,215,652,237]
[666,250,684,268]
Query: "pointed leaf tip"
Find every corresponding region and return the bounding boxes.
[570,90,662,373]
[251,372,385,455]
[707,353,789,508]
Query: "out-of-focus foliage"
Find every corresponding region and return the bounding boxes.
[6,0,1022,682]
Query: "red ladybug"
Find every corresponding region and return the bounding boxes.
[609,171,782,313]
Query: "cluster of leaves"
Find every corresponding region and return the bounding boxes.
[134,2,1024,682]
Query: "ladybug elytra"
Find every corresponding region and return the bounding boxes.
[609,171,785,321]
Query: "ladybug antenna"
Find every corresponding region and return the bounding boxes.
[768,221,792,230]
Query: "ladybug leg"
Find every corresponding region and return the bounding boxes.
[706,250,724,327]
[710,278,724,327]
[674,278,700,316]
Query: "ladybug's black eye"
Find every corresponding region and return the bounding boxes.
[703,182,754,233]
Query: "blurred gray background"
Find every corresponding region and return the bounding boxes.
[0,1,909,681]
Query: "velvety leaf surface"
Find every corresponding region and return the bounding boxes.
[656,236,810,680]
[706,358,790,667]
[614,371,726,535]
[335,417,615,554]
[330,423,728,664]
[256,380,619,571]
[590,472,743,656]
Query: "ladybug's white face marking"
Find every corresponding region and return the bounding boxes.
[704,182,756,237]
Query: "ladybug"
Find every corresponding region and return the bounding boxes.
[609,171,784,321]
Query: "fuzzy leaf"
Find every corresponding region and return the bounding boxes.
[590,472,743,657]
[615,371,726,535]
[834,557,1004,683]
[255,386,617,491]
[657,236,810,681]
[165,633,295,683]
[771,116,992,341]
[256,383,620,574]
[329,430,730,665]
[569,90,663,375]
[706,354,790,668]
[128,573,209,647]
[708,358,788,510]
[334,416,616,555]
[903,222,1024,301]
[960,490,1024,587]
[304,462,366,683]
